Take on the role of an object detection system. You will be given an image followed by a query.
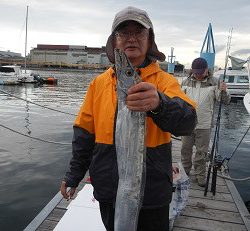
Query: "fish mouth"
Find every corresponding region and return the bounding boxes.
[114,49,124,65]
[114,49,134,73]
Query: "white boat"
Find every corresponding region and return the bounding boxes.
[214,56,250,98]
[244,93,250,113]
[0,65,58,85]
[0,7,36,85]
[0,65,37,84]
[213,68,249,98]
[20,69,38,83]
[0,7,57,85]
[243,57,250,113]
[0,65,22,85]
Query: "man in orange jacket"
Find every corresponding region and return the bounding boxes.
[60,6,196,231]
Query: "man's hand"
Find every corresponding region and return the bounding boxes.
[60,181,76,200]
[126,82,160,112]
[220,81,227,91]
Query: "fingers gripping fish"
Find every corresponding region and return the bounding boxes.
[114,48,146,231]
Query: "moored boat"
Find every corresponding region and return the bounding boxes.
[32,74,58,85]
[0,79,22,85]
[0,65,22,84]
[244,92,250,113]
[213,68,249,98]
[214,55,250,99]
[243,57,250,113]
[0,65,37,84]
[0,65,58,85]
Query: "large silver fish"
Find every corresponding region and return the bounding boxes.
[114,48,146,231]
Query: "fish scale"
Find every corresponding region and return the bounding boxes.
[114,49,147,231]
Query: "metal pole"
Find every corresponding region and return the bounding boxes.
[24,6,29,73]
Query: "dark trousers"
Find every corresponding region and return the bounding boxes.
[99,203,169,231]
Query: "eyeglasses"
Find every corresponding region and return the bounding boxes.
[115,29,149,41]
[193,73,204,77]
[193,72,207,80]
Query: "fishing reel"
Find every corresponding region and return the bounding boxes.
[214,154,223,171]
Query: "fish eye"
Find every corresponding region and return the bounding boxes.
[126,70,133,76]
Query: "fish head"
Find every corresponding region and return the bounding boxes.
[114,49,141,87]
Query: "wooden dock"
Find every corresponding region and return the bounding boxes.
[24,139,250,231]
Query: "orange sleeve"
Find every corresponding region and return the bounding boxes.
[74,81,95,134]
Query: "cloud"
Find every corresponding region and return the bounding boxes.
[0,0,250,67]
[231,49,250,57]
[215,45,226,53]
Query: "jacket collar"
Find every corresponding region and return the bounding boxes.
[109,61,162,81]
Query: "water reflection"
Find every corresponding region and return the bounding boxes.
[24,86,31,135]
[0,70,97,230]
[218,100,250,207]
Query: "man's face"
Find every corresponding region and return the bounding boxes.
[114,21,150,66]
[193,68,208,80]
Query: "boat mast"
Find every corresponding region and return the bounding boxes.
[24,6,29,73]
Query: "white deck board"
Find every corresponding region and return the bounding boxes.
[53,184,105,231]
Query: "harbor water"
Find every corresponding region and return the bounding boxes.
[0,70,249,231]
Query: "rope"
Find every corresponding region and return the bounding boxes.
[0,89,77,116]
[217,173,250,182]
[0,123,71,145]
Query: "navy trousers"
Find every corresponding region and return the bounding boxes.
[99,203,169,231]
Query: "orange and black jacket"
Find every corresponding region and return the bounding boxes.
[64,62,196,208]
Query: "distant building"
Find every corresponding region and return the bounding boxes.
[30,44,110,68]
[0,50,23,66]
[159,61,184,73]
[0,50,22,59]
[0,50,23,65]
[174,62,184,72]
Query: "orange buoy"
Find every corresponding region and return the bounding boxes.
[46,77,58,84]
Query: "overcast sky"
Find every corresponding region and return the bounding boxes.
[1,0,250,68]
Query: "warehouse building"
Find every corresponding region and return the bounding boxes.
[30,44,110,68]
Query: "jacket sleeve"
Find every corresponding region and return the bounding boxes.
[214,77,231,104]
[64,82,96,188]
[64,126,95,188]
[147,92,197,136]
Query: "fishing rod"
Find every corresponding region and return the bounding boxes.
[204,28,233,196]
